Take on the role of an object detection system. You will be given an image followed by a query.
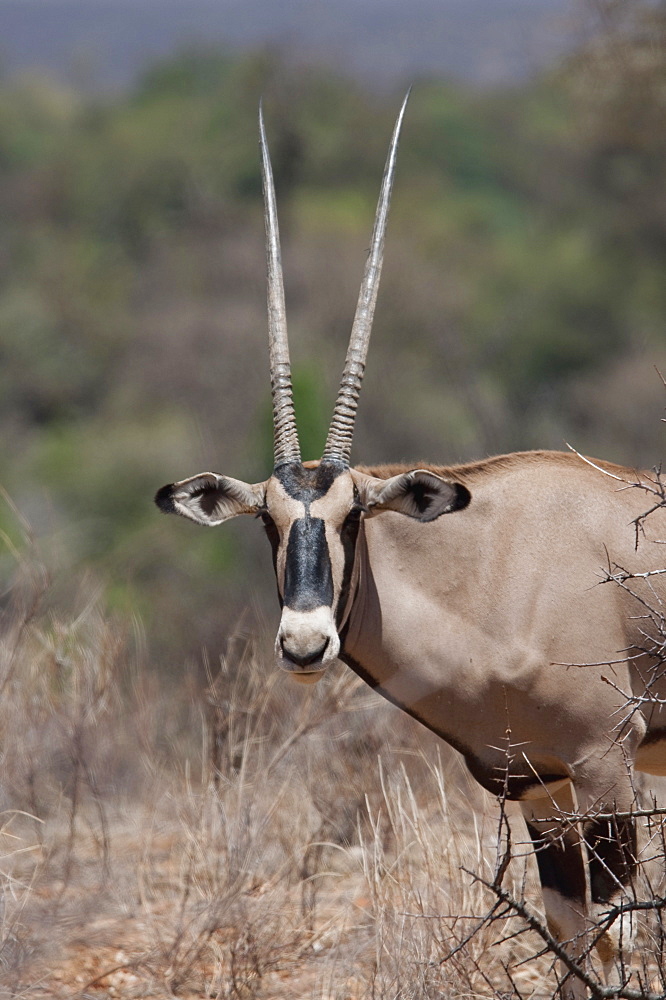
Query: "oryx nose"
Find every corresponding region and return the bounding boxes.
[280,636,329,667]
[276,606,340,670]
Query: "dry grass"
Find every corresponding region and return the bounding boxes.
[1,527,665,999]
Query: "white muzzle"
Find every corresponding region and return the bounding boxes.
[276,606,340,683]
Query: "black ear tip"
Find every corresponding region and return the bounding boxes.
[155,484,176,514]
[453,482,472,512]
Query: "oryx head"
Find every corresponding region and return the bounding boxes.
[156,96,470,682]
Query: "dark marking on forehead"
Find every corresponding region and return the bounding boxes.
[283,517,334,611]
[275,461,344,508]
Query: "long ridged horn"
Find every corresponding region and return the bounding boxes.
[321,91,410,466]
[259,102,301,468]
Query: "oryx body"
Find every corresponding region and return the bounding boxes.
[156,98,666,997]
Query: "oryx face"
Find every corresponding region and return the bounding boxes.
[264,462,356,678]
[156,94,467,679]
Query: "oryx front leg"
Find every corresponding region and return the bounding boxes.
[521,783,588,1000]
[578,773,638,989]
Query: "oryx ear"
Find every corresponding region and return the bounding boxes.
[155,473,266,526]
[352,469,470,522]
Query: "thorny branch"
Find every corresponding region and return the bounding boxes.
[466,867,666,1000]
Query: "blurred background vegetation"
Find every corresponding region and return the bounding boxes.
[0,1,665,671]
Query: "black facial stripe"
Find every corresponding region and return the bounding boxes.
[283,517,334,611]
[260,514,283,608]
[336,506,363,628]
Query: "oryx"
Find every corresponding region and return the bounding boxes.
[156,97,666,997]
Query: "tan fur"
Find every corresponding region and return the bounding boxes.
[355,449,637,483]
